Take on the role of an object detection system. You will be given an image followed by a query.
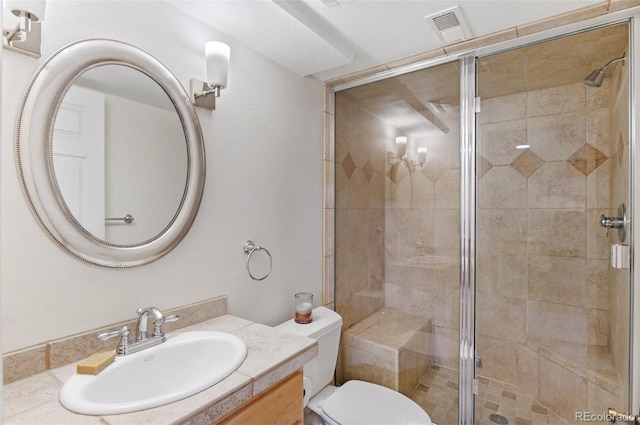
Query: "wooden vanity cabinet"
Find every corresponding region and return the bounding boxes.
[213,370,303,425]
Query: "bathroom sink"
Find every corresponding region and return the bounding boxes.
[59,331,247,415]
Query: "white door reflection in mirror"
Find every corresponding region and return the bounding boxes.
[53,86,106,239]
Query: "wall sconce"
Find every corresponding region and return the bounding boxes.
[389,136,427,172]
[2,0,45,57]
[395,136,407,157]
[190,41,230,111]
[417,147,427,167]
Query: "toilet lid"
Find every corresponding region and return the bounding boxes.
[321,380,432,425]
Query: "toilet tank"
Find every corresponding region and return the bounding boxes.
[276,306,342,399]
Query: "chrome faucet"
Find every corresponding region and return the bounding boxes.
[98,307,179,356]
[135,307,165,341]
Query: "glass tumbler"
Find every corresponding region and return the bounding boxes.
[294,292,313,324]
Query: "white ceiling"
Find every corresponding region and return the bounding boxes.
[167,0,604,81]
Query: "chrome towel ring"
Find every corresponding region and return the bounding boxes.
[243,240,272,281]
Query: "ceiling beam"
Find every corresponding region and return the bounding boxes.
[386,79,450,134]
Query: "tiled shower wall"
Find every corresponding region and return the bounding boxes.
[334,95,388,330]
[476,77,626,420]
[383,129,461,369]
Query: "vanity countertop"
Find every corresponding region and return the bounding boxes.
[3,315,318,424]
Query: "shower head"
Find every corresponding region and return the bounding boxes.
[584,53,626,87]
[583,69,606,88]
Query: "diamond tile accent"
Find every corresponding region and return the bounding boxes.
[477,155,493,179]
[363,160,375,182]
[567,143,608,176]
[511,149,544,178]
[342,152,356,179]
[421,158,447,183]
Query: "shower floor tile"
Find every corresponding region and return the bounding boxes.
[409,365,569,425]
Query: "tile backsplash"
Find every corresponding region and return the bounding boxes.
[3,296,227,384]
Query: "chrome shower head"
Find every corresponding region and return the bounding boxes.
[584,69,606,87]
[584,53,626,87]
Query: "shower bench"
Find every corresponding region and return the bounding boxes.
[340,308,430,396]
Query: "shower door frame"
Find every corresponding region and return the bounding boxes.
[329,6,640,422]
[630,12,640,414]
[459,54,477,425]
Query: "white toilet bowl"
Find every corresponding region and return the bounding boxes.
[308,380,432,425]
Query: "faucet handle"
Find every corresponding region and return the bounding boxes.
[98,326,130,355]
[98,325,129,341]
[152,314,179,338]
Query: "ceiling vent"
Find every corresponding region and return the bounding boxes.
[425,6,473,44]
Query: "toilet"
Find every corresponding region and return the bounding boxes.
[277,306,432,425]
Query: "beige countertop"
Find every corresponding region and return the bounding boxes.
[3,314,318,425]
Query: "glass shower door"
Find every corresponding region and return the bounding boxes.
[333,61,461,424]
[474,23,631,424]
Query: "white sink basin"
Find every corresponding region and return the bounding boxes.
[59,331,247,415]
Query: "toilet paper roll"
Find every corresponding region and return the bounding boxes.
[303,377,313,407]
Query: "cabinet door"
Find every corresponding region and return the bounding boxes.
[214,370,303,425]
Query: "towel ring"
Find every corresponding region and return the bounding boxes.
[243,240,272,281]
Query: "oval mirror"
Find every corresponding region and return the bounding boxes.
[16,39,206,267]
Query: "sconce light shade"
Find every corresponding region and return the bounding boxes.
[395,136,407,157]
[205,41,230,89]
[6,0,45,21]
[417,147,428,165]
[191,40,231,111]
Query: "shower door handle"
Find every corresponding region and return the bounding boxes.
[600,215,624,230]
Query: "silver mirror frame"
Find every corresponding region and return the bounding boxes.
[15,39,206,268]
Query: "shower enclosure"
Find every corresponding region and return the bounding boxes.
[332,18,635,425]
